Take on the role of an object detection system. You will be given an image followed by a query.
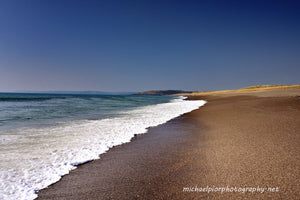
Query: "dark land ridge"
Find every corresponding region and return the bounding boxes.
[137,90,192,95]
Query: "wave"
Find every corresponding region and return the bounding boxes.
[0,97,206,200]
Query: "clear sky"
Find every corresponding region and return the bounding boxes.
[0,0,299,92]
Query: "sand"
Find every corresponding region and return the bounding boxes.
[37,88,300,199]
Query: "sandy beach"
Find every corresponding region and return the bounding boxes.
[37,88,300,199]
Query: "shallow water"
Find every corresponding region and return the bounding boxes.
[0,93,205,200]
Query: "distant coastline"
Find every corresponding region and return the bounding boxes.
[3,85,299,96]
[137,85,300,96]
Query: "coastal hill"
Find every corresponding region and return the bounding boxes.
[137,90,193,95]
[178,84,300,95]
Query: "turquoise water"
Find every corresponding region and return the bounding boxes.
[0,93,173,130]
[0,93,206,200]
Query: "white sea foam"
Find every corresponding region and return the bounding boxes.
[0,98,206,200]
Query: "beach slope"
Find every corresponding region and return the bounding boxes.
[38,88,300,199]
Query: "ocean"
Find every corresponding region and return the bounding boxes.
[0,93,206,200]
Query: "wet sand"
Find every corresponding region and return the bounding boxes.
[37,89,300,199]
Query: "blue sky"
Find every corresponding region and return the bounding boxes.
[0,0,299,92]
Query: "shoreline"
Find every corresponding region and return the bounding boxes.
[0,94,205,200]
[37,88,300,199]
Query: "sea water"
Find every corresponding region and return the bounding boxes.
[0,93,206,200]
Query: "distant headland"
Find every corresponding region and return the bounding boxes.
[136,90,193,95]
